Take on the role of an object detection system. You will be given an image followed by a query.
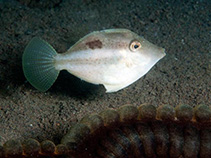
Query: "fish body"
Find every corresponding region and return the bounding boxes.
[22,29,165,93]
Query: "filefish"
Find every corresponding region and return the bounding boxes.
[22,29,166,93]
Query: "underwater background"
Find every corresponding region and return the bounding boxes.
[0,0,210,148]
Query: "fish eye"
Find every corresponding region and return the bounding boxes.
[129,40,142,52]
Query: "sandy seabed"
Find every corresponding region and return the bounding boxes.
[0,0,210,145]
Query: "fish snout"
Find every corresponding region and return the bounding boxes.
[160,48,166,58]
[155,46,166,59]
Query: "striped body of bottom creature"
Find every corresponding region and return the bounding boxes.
[0,104,211,158]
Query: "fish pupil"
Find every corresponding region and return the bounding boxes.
[134,44,139,49]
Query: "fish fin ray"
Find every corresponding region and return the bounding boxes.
[22,37,59,92]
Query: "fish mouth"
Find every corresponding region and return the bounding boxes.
[160,48,166,58]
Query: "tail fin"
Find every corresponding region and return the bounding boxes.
[22,37,59,92]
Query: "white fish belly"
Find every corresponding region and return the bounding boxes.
[54,49,127,84]
[54,49,163,92]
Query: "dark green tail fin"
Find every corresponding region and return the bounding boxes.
[22,37,59,92]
